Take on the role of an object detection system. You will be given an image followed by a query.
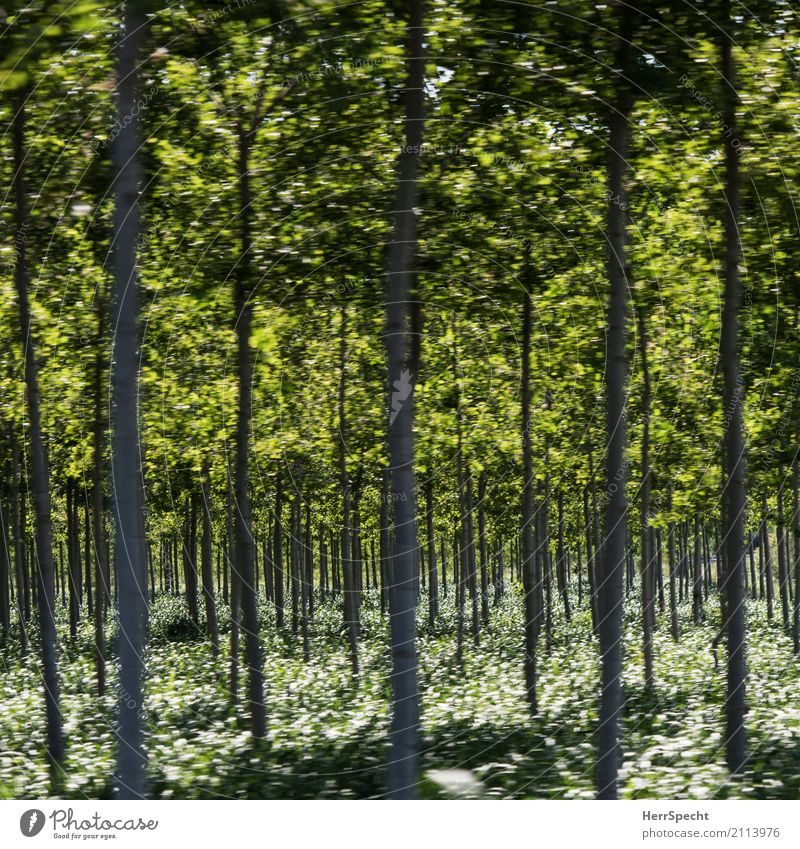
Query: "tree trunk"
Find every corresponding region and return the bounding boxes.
[425,479,438,628]
[465,471,479,646]
[233,123,266,739]
[520,287,539,709]
[200,463,219,656]
[228,470,240,699]
[693,515,703,624]
[338,310,359,675]
[111,1,148,797]
[777,486,790,631]
[638,308,654,686]
[305,501,314,620]
[273,476,284,627]
[596,11,633,798]
[762,500,774,619]
[12,87,64,787]
[67,481,80,638]
[667,519,679,642]
[556,489,570,622]
[478,473,489,625]
[383,0,424,797]
[380,468,391,614]
[10,433,27,654]
[584,486,598,636]
[719,1,748,774]
[184,495,199,625]
[295,498,310,661]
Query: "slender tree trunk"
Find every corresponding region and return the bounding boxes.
[543,479,553,654]
[383,0,424,797]
[338,311,359,675]
[380,468,390,615]
[596,12,633,797]
[793,462,800,654]
[10,433,27,654]
[693,515,703,624]
[520,287,539,709]
[556,490,571,622]
[777,486,790,631]
[228,470,240,699]
[638,308,654,686]
[478,473,489,625]
[440,537,448,599]
[584,486,598,636]
[289,498,300,634]
[12,87,64,787]
[273,476,284,627]
[305,501,314,620]
[184,495,199,625]
[295,498,310,661]
[0,494,9,637]
[200,463,219,656]
[719,2,748,774]
[425,479,438,628]
[667,519,679,642]
[67,481,80,638]
[233,122,266,739]
[111,1,148,797]
[762,501,774,619]
[465,471,479,646]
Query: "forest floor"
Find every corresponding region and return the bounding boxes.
[1,591,799,799]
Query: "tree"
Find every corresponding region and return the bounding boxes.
[596,1,635,801]
[112,0,149,799]
[383,0,425,800]
[11,79,64,792]
[718,0,748,776]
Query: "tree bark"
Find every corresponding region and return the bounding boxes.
[777,486,790,631]
[273,476,284,627]
[693,515,703,624]
[719,1,748,774]
[520,287,539,709]
[338,310,359,675]
[425,478,438,628]
[13,87,64,787]
[200,463,219,656]
[233,120,266,738]
[10,432,27,654]
[111,0,148,797]
[637,308,654,686]
[596,9,633,798]
[383,0,424,798]
[667,519,680,642]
